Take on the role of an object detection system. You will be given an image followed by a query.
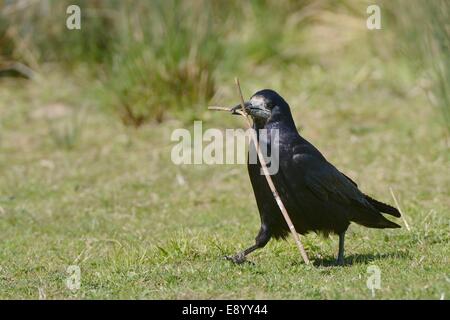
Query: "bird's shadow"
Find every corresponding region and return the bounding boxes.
[313,251,411,267]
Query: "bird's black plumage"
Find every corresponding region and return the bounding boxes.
[227,89,401,265]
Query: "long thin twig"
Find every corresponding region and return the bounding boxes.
[209,79,310,265]
[208,106,233,112]
[389,187,411,231]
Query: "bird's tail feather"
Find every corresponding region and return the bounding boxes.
[356,215,402,229]
[371,218,401,229]
[365,195,401,217]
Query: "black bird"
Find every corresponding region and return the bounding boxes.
[227,89,401,265]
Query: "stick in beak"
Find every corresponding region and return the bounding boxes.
[230,102,250,115]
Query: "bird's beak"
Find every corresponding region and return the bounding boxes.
[231,100,271,119]
[230,102,251,115]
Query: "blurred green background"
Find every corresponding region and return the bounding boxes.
[0,0,448,299]
[1,0,449,127]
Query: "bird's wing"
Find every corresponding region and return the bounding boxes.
[289,152,369,208]
[341,172,358,187]
[286,151,402,228]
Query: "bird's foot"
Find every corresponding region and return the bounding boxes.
[225,252,247,264]
[335,257,345,266]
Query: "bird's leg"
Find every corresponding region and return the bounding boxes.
[336,232,345,266]
[226,244,260,264]
[226,225,271,264]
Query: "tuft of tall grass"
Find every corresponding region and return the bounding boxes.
[102,0,329,125]
[381,0,450,133]
[425,1,450,132]
[0,0,118,67]
[102,0,223,125]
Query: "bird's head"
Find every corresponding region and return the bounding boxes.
[230,89,291,125]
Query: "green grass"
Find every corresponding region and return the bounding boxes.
[0,0,449,300]
[0,57,448,299]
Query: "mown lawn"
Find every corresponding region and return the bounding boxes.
[0,60,448,299]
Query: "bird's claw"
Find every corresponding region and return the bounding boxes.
[225,253,247,264]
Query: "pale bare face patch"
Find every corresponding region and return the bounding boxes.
[247,95,271,119]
